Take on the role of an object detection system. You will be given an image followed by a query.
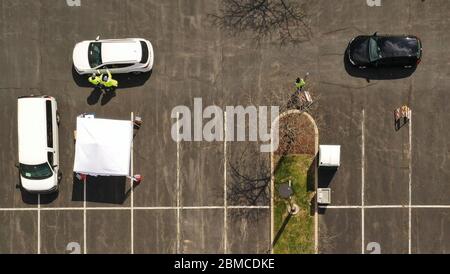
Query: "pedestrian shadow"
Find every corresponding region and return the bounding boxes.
[72,65,152,89]
[343,49,417,81]
[100,90,116,106]
[86,88,102,105]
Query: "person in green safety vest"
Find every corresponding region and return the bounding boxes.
[88,70,102,88]
[295,77,306,91]
[100,69,118,92]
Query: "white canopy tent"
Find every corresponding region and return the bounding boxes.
[319,145,341,167]
[74,116,133,176]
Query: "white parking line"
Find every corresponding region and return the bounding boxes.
[319,205,405,209]
[37,194,40,254]
[223,111,228,254]
[361,109,365,254]
[0,205,270,211]
[319,205,450,209]
[130,112,134,254]
[176,112,181,254]
[83,176,87,254]
[408,111,412,254]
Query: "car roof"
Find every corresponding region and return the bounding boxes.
[17,97,49,165]
[101,40,142,64]
[378,36,419,58]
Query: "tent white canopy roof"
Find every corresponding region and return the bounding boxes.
[319,145,341,167]
[74,116,133,176]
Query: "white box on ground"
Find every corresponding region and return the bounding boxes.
[319,145,341,167]
[317,188,331,204]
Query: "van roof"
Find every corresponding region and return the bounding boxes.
[17,98,49,165]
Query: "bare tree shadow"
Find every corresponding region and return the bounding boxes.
[228,148,271,216]
[343,49,417,81]
[209,0,311,46]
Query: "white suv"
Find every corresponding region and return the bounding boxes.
[72,37,154,75]
[17,96,60,193]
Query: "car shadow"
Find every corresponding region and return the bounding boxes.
[343,48,417,81]
[72,65,152,89]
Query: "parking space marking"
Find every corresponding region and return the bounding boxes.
[176,113,181,254]
[37,194,40,254]
[408,111,412,254]
[83,177,87,254]
[0,205,270,211]
[130,112,134,254]
[223,111,228,254]
[361,109,365,254]
[319,205,450,209]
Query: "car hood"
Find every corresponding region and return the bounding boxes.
[21,174,57,193]
[73,41,91,71]
[349,36,370,64]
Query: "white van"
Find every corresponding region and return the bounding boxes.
[17,95,60,193]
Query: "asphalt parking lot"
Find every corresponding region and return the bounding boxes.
[1,0,450,254]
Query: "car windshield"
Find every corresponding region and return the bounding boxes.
[20,163,53,180]
[368,37,381,62]
[88,42,102,68]
[140,41,149,64]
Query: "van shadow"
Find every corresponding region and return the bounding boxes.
[343,49,417,81]
[316,166,338,215]
[18,174,59,205]
[71,174,128,204]
[19,189,59,204]
[72,65,152,89]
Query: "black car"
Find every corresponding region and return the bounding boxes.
[347,33,422,68]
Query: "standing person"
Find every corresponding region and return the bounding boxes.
[88,70,102,88]
[295,77,306,91]
[100,69,118,93]
[295,72,309,92]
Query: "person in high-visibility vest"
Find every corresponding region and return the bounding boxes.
[295,77,306,91]
[88,70,102,87]
[100,69,118,91]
